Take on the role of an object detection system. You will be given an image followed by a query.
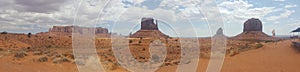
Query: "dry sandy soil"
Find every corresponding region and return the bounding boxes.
[0,33,300,72]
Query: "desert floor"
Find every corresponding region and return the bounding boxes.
[1,39,300,72]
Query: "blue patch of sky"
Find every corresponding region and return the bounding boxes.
[140,0,162,10]
[122,0,134,8]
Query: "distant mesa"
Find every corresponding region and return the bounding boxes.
[233,18,275,41]
[37,25,110,37]
[49,26,108,34]
[130,17,169,38]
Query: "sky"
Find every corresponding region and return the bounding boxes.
[0,0,299,37]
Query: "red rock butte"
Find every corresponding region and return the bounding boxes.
[130,17,169,38]
[233,18,275,41]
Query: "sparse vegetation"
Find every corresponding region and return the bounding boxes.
[47,45,52,48]
[37,57,48,62]
[255,43,264,48]
[264,40,277,43]
[14,51,27,58]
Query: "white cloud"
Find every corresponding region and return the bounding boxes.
[218,0,279,23]
[273,0,285,2]
[285,4,297,8]
[266,9,295,21]
[286,18,300,27]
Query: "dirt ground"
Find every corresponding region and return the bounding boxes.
[1,34,300,72]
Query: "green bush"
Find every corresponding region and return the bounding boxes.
[264,40,276,43]
[255,43,264,48]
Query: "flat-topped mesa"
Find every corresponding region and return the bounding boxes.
[141,17,159,30]
[49,26,108,34]
[243,18,263,32]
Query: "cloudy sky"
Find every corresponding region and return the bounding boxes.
[0,0,299,37]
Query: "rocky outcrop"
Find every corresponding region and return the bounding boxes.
[130,17,169,38]
[213,28,226,37]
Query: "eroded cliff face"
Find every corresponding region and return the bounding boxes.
[243,18,263,32]
[140,17,159,30]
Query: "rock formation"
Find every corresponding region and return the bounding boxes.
[233,18,275,41]
[214,28,225,36]
[37,25,110,38]
[49,26,108,34]
[243,18,262,32]
[130,17,169,38]
[141,18,158,30]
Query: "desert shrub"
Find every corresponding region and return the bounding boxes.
[264,40,278,43]
[0,48,3,51]
[52,57,70,64]
[255,43,263,48]
[48,36,52,39]
[238,44,251,52]
[0,31,7,34]
[27,47,31,49]
[14,52,27,58]
[38,57,48,62]
[47,45,52,48]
